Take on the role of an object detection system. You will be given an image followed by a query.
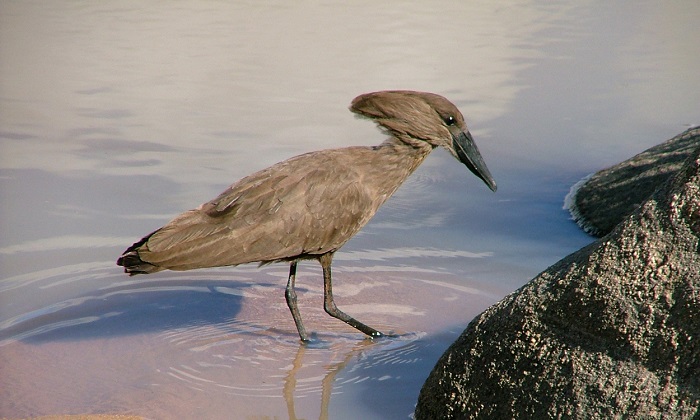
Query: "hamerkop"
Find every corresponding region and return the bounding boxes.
[117,90,497,341]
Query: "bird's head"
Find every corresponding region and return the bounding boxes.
[350,90,497,192]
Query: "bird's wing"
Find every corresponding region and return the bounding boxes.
[140,150,377,269]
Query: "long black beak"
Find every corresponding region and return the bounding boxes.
[453,130,497,192]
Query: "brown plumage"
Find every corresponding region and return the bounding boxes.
[117,90,497,341]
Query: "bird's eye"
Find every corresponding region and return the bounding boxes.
[444,116,456,126]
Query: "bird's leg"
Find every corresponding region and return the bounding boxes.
[319,253,384,339]
[285,261,309,342]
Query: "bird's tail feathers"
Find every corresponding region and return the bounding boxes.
[116,230,164,276]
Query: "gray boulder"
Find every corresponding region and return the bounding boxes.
[415,141,700,419]
[567,127,700,236]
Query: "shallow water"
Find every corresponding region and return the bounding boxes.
[1,1,698,419]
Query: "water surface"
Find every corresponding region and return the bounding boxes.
[1,1,698,419]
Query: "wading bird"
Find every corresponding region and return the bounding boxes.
[117,90,497,341]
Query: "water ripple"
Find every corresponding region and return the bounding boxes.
[0,253,499,418]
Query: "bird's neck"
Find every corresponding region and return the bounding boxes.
[346,136,434,212]
[377,135,434,174]
[365,136,435,201]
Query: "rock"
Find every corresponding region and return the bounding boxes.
[415,142,700,419]
[566,127,700,237]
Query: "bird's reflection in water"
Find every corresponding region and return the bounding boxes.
[282,338,377,420]
[161,308,422,419]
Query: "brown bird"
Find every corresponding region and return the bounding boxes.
[117,90,497,341]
